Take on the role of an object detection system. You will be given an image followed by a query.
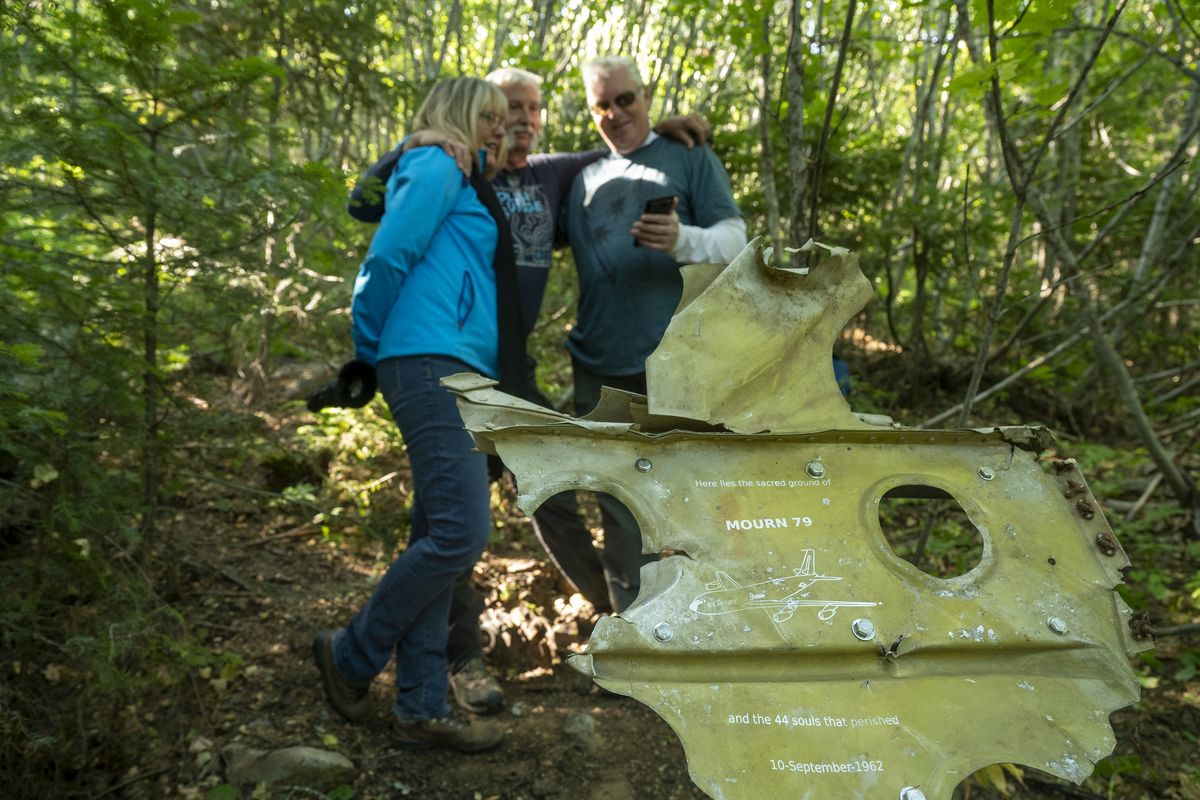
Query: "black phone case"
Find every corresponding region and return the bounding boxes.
[634,196,676,245]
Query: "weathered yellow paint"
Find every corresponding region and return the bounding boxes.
[445,239,1146,800]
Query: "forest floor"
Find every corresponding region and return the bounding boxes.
[96,381,1200,800]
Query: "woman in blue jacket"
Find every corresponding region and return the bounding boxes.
[313,77,514,753]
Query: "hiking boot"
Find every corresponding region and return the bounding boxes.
[391,712,504,753]
[312,629,372,723]
[449,657,504,715]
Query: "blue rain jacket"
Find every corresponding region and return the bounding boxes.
[351,147,499,377]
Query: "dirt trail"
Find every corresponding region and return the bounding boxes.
[159,490,712,800]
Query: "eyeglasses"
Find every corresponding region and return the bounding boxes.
[589,90,639,116]
[479,110,505,128]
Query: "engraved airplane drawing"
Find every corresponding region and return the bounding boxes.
[689,549,877,623]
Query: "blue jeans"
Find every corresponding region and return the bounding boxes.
[333,355,491,720]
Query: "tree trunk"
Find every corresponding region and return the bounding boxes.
[140,119,161,543]
[433,0,462,80]
[784,0,809,244]
[531,0,556,58]
[804,0,857,244]
[1037,201,1196,507]
[244,8,288,404]
[758,11,782,246]
[1130,83,1199,287]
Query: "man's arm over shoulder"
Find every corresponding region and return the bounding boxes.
[528,150,607,193]
[348,146,403,223]
[525,150,607,249]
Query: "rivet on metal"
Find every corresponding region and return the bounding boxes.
[1063,479,1085,497]
[978,466,995,480]
[900,789,928,800]
[1048,617,1068,635]
[805,460,826,479]
[851,618,875,641]
[1129,612,1154,641]
[635,457,653,473]
[1095,531,1117,557]
[653,622,673,642]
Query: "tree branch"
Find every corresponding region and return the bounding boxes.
[805,0,858,244]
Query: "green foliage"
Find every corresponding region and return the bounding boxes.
[0,2,359,794]
[878,495,985,578]
[1066,443,1199,693]
[1,0,1197,795]
[293,401,412,548]
[969,762,1026,796]
[1093,751,1147,798]
[1174,648,1200,682]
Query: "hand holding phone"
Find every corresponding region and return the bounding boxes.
[633,195,677,248]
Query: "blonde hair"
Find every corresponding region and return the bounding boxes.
[413,77,509,170]
[581,56,645,89]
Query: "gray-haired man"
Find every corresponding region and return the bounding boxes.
[555,55,747,611]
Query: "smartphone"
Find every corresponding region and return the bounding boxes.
[634,195,676,246]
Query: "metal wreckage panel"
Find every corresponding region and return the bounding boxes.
[445,239,1147,800]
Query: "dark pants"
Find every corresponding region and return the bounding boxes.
[528,489,613,612]
[531,359,655,613]
[447,576,486,670]
[444,357,659,667]
[445,355,596,668]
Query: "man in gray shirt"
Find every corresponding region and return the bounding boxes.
[557,55,746,610]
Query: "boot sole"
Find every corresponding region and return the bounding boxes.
[449,682,505,715]
[312,630,371,723]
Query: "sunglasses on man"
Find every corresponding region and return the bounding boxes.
[589,90,640,116]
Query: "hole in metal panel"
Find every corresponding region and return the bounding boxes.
[879,485,983,578]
